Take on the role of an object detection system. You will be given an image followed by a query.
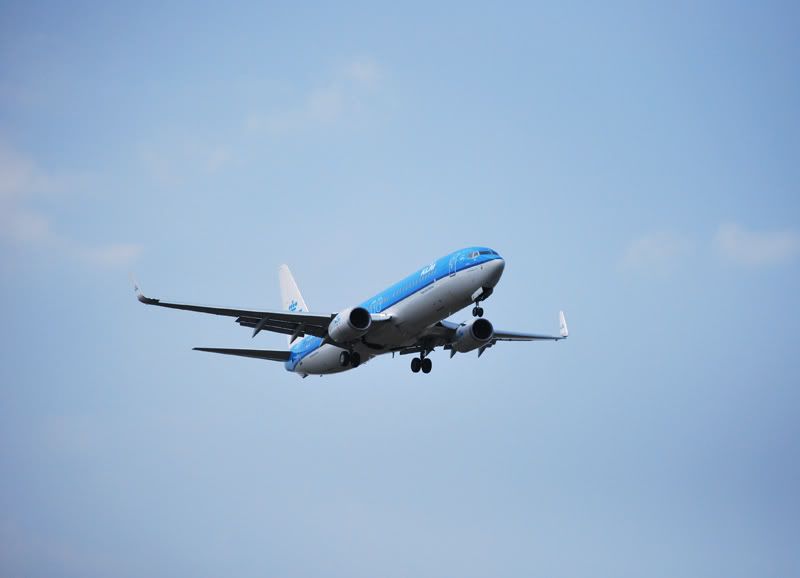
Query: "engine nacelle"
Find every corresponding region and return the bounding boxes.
[328,306,372,343]
[452,318,494,353]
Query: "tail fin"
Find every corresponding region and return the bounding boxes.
[279,265,309,344]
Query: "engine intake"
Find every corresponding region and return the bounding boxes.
[328,306,372,343]
[452,318,494,353]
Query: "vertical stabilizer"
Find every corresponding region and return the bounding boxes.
[279,265,309,345]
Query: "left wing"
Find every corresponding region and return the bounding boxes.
[134,282,392,344]
[193,347,291,361]
[134,282,333,340]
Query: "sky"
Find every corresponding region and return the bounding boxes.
[1,1,799,576]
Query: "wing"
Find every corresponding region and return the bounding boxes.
[193,347,291,361]
[394,311,569,357]
[492,310,569,343]
[492,331,564,342]
[134,282,391,343]
[134,282,332,339]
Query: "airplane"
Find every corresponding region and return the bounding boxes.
[134,247,568,376]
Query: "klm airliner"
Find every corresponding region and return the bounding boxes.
[135,247,568,376]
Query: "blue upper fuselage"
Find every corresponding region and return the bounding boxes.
[285,247,504,371]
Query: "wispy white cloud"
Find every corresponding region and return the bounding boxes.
[714,223,800,266]
[139,140,234,186]
[245,57,384,134]
[620,231,693,274]
[344,57,383,88]
[0,142,142,267]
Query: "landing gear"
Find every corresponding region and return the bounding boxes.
[472,306,484,317]
[340,351,361,368]
[410,355,433,374]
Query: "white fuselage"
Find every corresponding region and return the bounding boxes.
[291,258,504,375]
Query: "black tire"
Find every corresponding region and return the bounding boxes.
[410,357,421,373]
[421,358,432,373]
[339,351,350,367]
[472,307,479,317]
[350,352,361,368]
[476,307,484,317]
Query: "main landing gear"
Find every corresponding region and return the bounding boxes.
[339,350,361,368]
[472,304,484,317]
[410,355,432,374]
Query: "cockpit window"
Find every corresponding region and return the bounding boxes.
[469,251,480,258]
[479,250,492,255]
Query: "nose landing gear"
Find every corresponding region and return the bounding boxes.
[471,287,493,317]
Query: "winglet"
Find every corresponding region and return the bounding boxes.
[559,310,569,338]
[131,275,159,305]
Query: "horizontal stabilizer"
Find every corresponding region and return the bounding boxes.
[193,347,291,362]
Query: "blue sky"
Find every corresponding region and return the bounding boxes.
[1,1,799,576]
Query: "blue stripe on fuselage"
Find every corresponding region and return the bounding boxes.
[285,247,502,371]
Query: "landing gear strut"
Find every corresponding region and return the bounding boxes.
[410,354,433,374]
[472,287,492,317]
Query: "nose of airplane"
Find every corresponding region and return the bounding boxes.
[484,257,505,287]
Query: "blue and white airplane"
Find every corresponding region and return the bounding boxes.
[135,247,568,376]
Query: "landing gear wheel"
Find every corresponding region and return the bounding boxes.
[350,352,361,368]
[421,358,432,374]
[472,306,484,317]
[339,351,351,367]
[410,357,421,373]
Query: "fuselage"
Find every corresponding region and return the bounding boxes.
[286,247,505,375]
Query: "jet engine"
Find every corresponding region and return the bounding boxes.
[328,306,372,343]
[451,318,494,353]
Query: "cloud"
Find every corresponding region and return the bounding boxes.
[714,223,800,266]
[0,142,142,267]
[139,140,234,186]
[344,57,383,87]
[245,57,383,134]
[621,231,693,274]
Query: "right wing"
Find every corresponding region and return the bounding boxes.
[493,310,569,342]
[392,311,568,357]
